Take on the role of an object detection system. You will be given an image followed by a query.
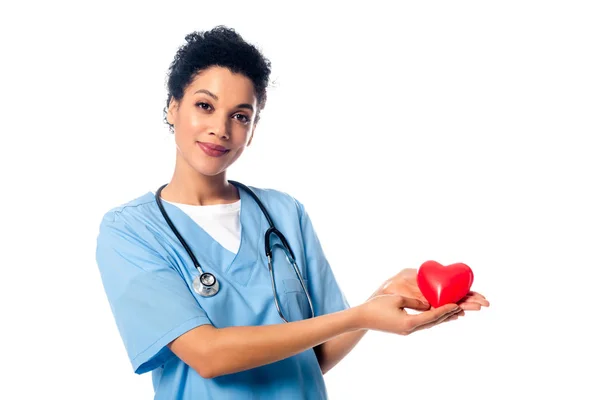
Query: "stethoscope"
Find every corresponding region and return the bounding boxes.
[154,181,315,323]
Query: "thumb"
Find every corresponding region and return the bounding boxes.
[409,297,431,311]
[396,296,430,310]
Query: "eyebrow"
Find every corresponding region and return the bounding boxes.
[194,89,255,112]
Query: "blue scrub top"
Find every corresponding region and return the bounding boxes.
[95,185,350,399]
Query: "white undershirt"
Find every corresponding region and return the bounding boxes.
[160,197,242,254]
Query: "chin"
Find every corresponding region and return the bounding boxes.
[191,162,228,177]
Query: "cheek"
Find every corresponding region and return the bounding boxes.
[227,146,247,164]
[181,110,205,132]
[174,116,205,146]
[229,124,252,146]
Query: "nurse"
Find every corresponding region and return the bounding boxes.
[95,26,489,399]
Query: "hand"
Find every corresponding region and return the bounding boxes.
[357,294,463,335]
[377,268,490,311]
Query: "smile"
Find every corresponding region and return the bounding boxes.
[197,142,230,157]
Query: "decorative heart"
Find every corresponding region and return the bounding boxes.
[417,260,474,307]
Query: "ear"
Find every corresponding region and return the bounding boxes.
[247,124,257,147]
[167,97,179,126]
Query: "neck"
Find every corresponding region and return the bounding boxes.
[160,155,239,206]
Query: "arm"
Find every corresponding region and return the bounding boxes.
[169,306,362,379]
[312,287,389,375]
[313,269,491,375]
[313,328,368,375]
[169,295,461,379]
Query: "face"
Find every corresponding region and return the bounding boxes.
[167,66,258,177]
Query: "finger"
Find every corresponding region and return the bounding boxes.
[462,298,490,307]
[468,291,487,300]
[441,310,465,323]
[412,308,462,332]
[442,314,460,322]
[459,294,490,307]
[397,296,430,311]
[478,298,490,307]
[465,292,490,305]
[459,302,482,311]
[411,293,430,306]
[408,304,460,328]
[460,295,485,303]
[425,308,465,328]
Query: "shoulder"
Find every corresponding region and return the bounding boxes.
[98,191,156,232]
[95,190,166,264]
[243,184,307,219]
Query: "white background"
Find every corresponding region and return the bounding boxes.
[1,1,599,399]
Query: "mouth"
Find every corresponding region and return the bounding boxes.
[197,141,230,157]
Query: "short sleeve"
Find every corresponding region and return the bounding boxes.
[297,202,351,317]
[95,211,212,374]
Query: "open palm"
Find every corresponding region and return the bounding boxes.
[378,268,489,311]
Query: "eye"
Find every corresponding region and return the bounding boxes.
[233,113,250,123]
[196,102,212,110]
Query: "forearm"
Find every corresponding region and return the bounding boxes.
[314,289,383,374]
[314,328,368,374]
[205,307,362,378]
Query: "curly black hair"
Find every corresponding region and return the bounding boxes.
[163,26,272,133]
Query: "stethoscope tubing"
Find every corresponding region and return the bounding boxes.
[154,181,315,321]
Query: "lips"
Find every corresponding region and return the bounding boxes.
[197,141,230,157]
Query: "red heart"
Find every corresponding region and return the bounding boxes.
[417,260,474,307]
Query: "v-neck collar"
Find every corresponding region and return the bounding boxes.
[151,185,264,286]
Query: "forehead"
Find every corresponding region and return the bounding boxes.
[186,66,257,104]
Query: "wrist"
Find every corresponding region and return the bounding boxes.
[347,305,368,331]
[368,285,385,300]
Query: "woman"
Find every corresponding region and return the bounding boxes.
[95,26,489,399]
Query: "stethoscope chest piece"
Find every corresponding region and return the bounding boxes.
[193,272,219,297]
[155,181,314,321]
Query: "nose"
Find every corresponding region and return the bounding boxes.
[209,114,230,140]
